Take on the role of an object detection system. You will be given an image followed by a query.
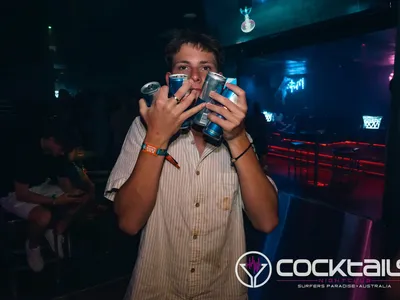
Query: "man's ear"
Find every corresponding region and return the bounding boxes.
[165,72,171,85]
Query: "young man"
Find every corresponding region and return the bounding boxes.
[105,30,278,299]
[0,121,90,272]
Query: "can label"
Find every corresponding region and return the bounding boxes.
[193,72,226,127]
[203,78,238,141]
[198,109,210,126]
[169,74,192,132]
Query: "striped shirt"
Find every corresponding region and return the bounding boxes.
[105,116,275,300]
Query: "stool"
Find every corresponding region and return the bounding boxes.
[287,141,313,183]
[331,147,360,188]
[0,207,70,299]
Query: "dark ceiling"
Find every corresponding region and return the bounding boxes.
[50,0,207,71]
[203,0,388,46]
[43,0,395,80]
[245,27,396,79]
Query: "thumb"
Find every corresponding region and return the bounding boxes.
[139,98,149,118]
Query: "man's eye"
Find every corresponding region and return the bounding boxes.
[178,66,188,70]
[202,66,211,71]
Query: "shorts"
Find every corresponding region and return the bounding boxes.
[0,180,64,219]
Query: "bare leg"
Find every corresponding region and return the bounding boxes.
[27,206,52,248]
[54,199,93,235]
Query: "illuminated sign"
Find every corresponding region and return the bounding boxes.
[262,111,274,122]
[286,78,305,93]
[362,116,382,130]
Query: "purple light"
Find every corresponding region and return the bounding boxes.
[389,72,394,81]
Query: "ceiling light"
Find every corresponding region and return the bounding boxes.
[240,7,255,33]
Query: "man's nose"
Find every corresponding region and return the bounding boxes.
[190,69,201,82]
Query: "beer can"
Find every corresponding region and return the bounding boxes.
[192,72,226,130]
[141,81,161,107]
[168,74,191,133]
[203,87,239,142]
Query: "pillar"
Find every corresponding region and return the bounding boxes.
[382,2,400,259]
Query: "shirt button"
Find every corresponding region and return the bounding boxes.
[195,202,200,207]
[193,234,198,239]
[190,268,195,273]
[195,170,200,175]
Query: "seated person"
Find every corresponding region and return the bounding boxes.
[0,123,90,272]
[67,147,95,195]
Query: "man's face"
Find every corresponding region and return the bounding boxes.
[166,43,219,93]
[47,138,65,157]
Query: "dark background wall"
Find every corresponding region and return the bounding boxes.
[238,27,395,132]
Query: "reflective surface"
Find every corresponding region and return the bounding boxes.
[245,192,374,300]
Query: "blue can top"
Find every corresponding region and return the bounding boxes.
[169,74,188,81]
[141,81,161,95]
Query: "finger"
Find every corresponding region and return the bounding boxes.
[205,103,238,123]
[207,113,232,130]
[153,86,169,105]
[172,90,199,113]
[139,98,149,116]
[209,91,244,115]
[173,79,194,101]
[180,102,206,122]
[225,83,248,110]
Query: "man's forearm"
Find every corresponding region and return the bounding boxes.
[114,138,167,235]
[228,133,278,233]
[17,191,54,205]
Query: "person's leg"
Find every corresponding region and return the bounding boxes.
[40,183,92,257]
[26,206,52,249]
[29,182,67,258]
[25,206,52,271]
[54,196,92,235]
[1,194,52,272]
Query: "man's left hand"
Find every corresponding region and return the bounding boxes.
[205,83,247,141]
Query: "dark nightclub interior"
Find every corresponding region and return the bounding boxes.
[1,0,400,300]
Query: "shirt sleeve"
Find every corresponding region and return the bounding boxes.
[104,117,146,201]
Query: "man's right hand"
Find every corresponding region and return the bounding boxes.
[54,193,86,205]
[138,79,206,147]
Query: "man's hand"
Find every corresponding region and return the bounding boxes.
[54,193,88,205]
[139,79,205,147]
[205,83,247,141]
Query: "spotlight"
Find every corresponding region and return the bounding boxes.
[240,6,255,33]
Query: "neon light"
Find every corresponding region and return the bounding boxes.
[362,116,382,130]
[286,78,305,93]
[262,111,274,122]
